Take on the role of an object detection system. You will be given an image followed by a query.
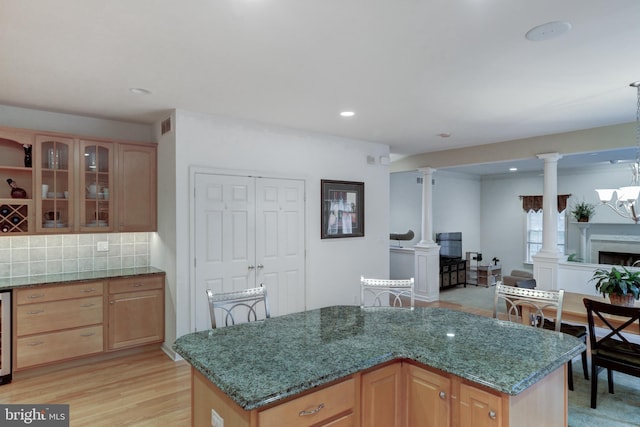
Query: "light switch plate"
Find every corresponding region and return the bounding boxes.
[97,241,109,252]
[211,409,224,427]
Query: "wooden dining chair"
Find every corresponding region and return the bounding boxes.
[206,284,270,329]
[493,283,588,391]
[360,276,414,309]
[583,298,640,409]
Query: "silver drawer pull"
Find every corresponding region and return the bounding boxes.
[299,403,324,417]
[80,332,95,337]
[80,288,97,293]
[131,283,144,287]
[27,341,44,346]
[27,309,45,315]
[439,391,446,400]
[80,303,95,308]
[29,293,45,299]
[489,410,497,420]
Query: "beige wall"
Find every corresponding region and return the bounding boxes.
[391,122,635,172]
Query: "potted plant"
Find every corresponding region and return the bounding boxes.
[570,200,596,222]
[590,266,640,306]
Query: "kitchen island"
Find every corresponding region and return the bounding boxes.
[173,306,585,427]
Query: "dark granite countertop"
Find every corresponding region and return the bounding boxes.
[0,266,165,290]
[173,305,585,410]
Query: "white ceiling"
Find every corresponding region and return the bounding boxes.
[1,1,640,169]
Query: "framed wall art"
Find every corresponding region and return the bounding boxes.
[321,179,364,239]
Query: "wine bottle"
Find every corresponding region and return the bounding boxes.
[0,222,9,233]
[6,179,27,199]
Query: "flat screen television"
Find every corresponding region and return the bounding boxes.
[436,232,462,259]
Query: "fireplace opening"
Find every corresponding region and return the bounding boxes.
[598,251,640,266]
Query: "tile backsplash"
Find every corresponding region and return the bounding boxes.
[0,233,151,278]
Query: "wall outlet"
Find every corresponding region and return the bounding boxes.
[97,241,109,252]
[211,409,224,427]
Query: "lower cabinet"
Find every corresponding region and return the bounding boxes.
[190,357,566,427]
[107,275,164,350]
[13,273,165,371]
[405,363,451,426]
[361,363,402,427]
[459,382,502,427]
[13,281,105,370]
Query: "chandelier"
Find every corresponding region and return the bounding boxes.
[595,81,640,223]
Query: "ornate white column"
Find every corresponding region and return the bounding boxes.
[414,167,440,302]
[532,153,564,290]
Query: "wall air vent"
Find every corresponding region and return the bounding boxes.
[161,117,172,135]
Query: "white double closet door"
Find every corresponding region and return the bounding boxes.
[194,173,306,331]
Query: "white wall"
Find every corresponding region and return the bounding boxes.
[390,170,481,255]
[0,105,153,143]
[391,159,640,284]
[164,109,391,344]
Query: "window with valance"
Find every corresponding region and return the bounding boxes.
[519,194,571,213]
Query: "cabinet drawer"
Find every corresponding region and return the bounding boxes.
[16,325,103,369]
[258,378,355,427]
[16,296,103,336]
[15,282,104,305]
[109,275,163,294]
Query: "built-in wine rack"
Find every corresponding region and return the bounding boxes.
[0,200,31,234]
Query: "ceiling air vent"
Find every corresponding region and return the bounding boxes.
[161,117,172,135]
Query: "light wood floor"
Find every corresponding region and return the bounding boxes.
[0,299,485,427]
[0,348,191,426]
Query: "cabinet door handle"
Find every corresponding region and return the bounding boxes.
[247,265,255,270]
[131,283,144,288]
[28,293,45,299]
[257,264,264,269]
[299,403,324,417]
[80,288,97,293]
[439,391,446,400]
[489,410,497,420]
[27,309,45,315]
[80,303,95,308]
[80,332,95,337]
[27,341,44,346]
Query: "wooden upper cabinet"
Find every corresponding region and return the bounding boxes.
[116,143,157,232]
[34,135,75,233]
[78,140,114,232]
[0,126,157,235]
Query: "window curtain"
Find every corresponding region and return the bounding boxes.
[519,194,570,213]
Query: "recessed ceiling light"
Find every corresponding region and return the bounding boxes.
[525,21,572,41]
[437,133,451,138]
[129,87,151,95]
[509,167,518,172]
[340,111,355,117]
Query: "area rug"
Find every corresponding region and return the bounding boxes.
[568,371,640,427]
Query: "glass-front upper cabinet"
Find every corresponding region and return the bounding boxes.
[79,140,113,231]
[34,135,74,233]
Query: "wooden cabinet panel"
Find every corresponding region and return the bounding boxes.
[116,143,156,232]
[34,135,75,233]
[361,363,402,427]
[15,282,103,305]
[258,378,355,427]
[459,382,502,427]
[321,413,354,427]
[108,275,163,294]
[16,325,103,369]
[107,289,164,350]
[405,364,451,427]
[16,296,102,336]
